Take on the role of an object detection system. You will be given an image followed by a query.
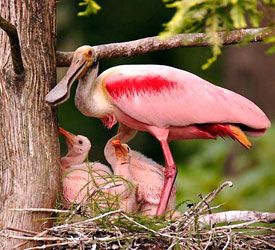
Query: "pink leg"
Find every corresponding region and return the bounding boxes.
[148,127,177,216]
[156,139,177,216]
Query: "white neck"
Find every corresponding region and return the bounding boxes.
[75,64,99,116]
[61,151,89,170]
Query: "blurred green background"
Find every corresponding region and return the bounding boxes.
[57,1,275,212]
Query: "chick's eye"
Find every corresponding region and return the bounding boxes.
[78,140,83,145]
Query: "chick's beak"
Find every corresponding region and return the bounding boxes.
[111,140,128,160]
[58,127,76,146]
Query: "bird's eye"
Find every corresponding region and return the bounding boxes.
[78,140,83,145]
[126,146,130,152]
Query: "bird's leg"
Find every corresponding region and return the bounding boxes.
[156,139,177,216]
[147,126,177,216]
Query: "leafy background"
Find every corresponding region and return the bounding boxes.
[57,0,275,212]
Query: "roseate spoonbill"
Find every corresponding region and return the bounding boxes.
[59,127,113,208]
[46,46,271,216]
[105,124,177,216]
[59,127,137,212]
[111,139,138,213]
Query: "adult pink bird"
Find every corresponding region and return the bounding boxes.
[46,46,271,216]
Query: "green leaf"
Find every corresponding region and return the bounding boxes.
[266,45,275,54]
[230,4,247,29]
[265,35,275,43]
[78,0,101,16]
[161,0,275,68]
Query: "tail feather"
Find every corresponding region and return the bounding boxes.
[199,124,252,149]
[228,125,252,149]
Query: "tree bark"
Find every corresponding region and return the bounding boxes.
[0,1,59,249]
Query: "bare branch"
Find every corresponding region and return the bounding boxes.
[199,210,275,225]
[0,15,24,75]
[57,27,274,67]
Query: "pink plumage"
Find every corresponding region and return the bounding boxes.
[104,124,177,216]
[46,46,271,216]
[104,65,269,131]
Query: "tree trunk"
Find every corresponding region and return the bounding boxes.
[0,1,59,248]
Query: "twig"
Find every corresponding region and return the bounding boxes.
[221,231,231,250]
[245,235,275,249]
[56,27,274,67]
[25,241,76,250]
[5,226,38,235]
[203,181,233,207]
[120,213,183,240]
[0,15,24,75]
[0,233,64,241]
[191,181,233,217]
[214,220,259,230]
[10,208,70,213]
[199,210,275,225]
[4,227,40,249]
[49,209,121,231]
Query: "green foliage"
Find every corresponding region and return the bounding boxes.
[265,35,275,54]
[78,0,101,16]
[161,0,275,69]
[175,124,275,212]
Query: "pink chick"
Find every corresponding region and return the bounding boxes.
[59,127,112,208]
[110,139,138,213]
[59,127,138,213]
[105,124,177,216]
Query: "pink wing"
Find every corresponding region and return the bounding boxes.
[103,65,270,130]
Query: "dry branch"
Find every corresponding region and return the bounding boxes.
[0,15,24,75]
[56,27,274,67]
[199,210,275,225]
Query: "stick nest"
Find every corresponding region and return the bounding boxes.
[2,181,275,249]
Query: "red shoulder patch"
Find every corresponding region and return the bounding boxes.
[104,75,177,99]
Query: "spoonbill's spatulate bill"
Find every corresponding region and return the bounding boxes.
[47,46,271,216]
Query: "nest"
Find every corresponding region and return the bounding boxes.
[2,181,275,249]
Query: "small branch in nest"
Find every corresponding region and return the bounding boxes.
[25,241,76,250]
[0,233,64,242]
[194,181,233,215]
[0,15,24,75]
[120,212,182,240]
[199,210,275,225]
[5,227,38,236]
[10,208,70,213]
[56,27,274,67]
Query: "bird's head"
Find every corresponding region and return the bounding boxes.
[45,45,98,106]
[59,127,91,160]
[111,139,131,164]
